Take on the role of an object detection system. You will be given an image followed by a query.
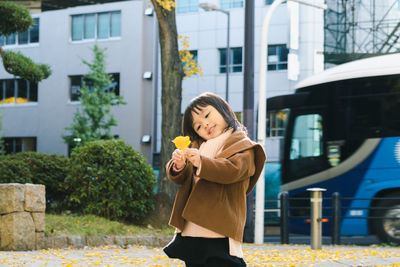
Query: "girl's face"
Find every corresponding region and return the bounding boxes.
[191,105,228,140]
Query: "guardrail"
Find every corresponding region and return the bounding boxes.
[264,192,400,246]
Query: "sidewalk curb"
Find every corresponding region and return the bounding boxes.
[43,235,173,250]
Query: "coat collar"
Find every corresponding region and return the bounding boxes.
[191,130,266,195]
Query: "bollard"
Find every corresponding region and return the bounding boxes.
[280,192,289,244]
[307,188,326,249]
[332,192,341,245]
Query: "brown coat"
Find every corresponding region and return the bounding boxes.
[166,130,266,242]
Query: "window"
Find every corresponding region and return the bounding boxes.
[69,73,120,101]
[219,47,242,73]
[0,79,38,104]
[285,112,329,182]
[0,18,39,46]
[182,50,198,68]
[220,0,243,9]
[71,11,121,41]
[266,0,284,5]
[177,0,198,13]
[3,137,36,155]
[268,44,289,71]
[190,50,198,62]
[267,110,287,137]
[290,114,323,160]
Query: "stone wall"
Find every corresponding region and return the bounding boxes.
[0,183,45,251]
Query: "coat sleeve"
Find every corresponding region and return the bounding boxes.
[197,149,256,184]
[166,159,193,185]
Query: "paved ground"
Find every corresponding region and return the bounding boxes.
[1,243,400,266]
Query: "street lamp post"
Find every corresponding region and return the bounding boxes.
[199,3,230,102]
[254,0,327,244]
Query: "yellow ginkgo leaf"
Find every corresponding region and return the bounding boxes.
[172,136,191,151]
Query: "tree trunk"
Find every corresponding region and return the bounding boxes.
[151,1,184,201]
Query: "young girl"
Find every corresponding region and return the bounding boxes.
[163,92,266,267]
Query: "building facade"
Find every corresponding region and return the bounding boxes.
[0,0,325,167]
[0,0,157,162]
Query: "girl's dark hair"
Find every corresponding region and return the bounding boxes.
[182,92,245,142]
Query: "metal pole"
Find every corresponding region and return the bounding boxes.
[255,0,285,245]
[151,13,159,166]
[307,188,326,249]
[243,0,255,243]
[254,0,327,245]
[280,192,289,244]
[226,12,230,102]
[332,192,341,245]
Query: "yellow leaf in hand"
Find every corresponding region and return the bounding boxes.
[172,136,191,151]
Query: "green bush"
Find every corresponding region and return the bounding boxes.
[8,152,70,212]
[0,152,69,212]
[66,140,156,223]
[0,156,32,183]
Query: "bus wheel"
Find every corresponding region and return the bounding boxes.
[373,194,400,244]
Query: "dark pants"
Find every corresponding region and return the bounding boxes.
[164,234,246,267]
[186,257,245,267]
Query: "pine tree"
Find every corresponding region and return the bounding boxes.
[63,45,126,148]
[0,1,51,155]
[0,1,51,82]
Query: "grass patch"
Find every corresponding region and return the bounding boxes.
[45,214,174,237]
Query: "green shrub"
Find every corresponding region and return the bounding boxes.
[0,156,32,183]
[66,140,156,223]
[8,152,70,212]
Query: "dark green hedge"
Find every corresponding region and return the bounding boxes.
[0,152,70,212]
[66,140,156,222]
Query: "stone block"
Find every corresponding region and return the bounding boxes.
[31,212,45,232]
[115,236,139,247]
[0,212,35,251]
[45,235,68,249]
[0,184,25,214]
[86,236,115,247]
[136,235,157,247]
[67,236,85,249]
[24,184,46,212]
[35,232,45,250]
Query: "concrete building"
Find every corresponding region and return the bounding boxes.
[0,0,325,167]
[0,0,157,163]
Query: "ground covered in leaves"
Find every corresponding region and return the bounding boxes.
[0,243,400,266]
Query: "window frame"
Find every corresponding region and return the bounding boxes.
[71,11,121,42]
[0,18,40,47]
[220,0,244,9]
[176,0,199,14]
[219,47,243,73]
[69,73,120,102]
[0,79,38,105]
[267,110,288,137]
[3,137,37,155]
[267,44,289,71]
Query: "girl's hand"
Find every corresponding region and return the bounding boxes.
[172,149,186,169]
[184,148,201,168]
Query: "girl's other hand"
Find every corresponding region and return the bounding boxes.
[172,149,186,169]
[184,148,201,168]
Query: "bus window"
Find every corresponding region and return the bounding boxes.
[290,114,323,159]
[285,113,330,182]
